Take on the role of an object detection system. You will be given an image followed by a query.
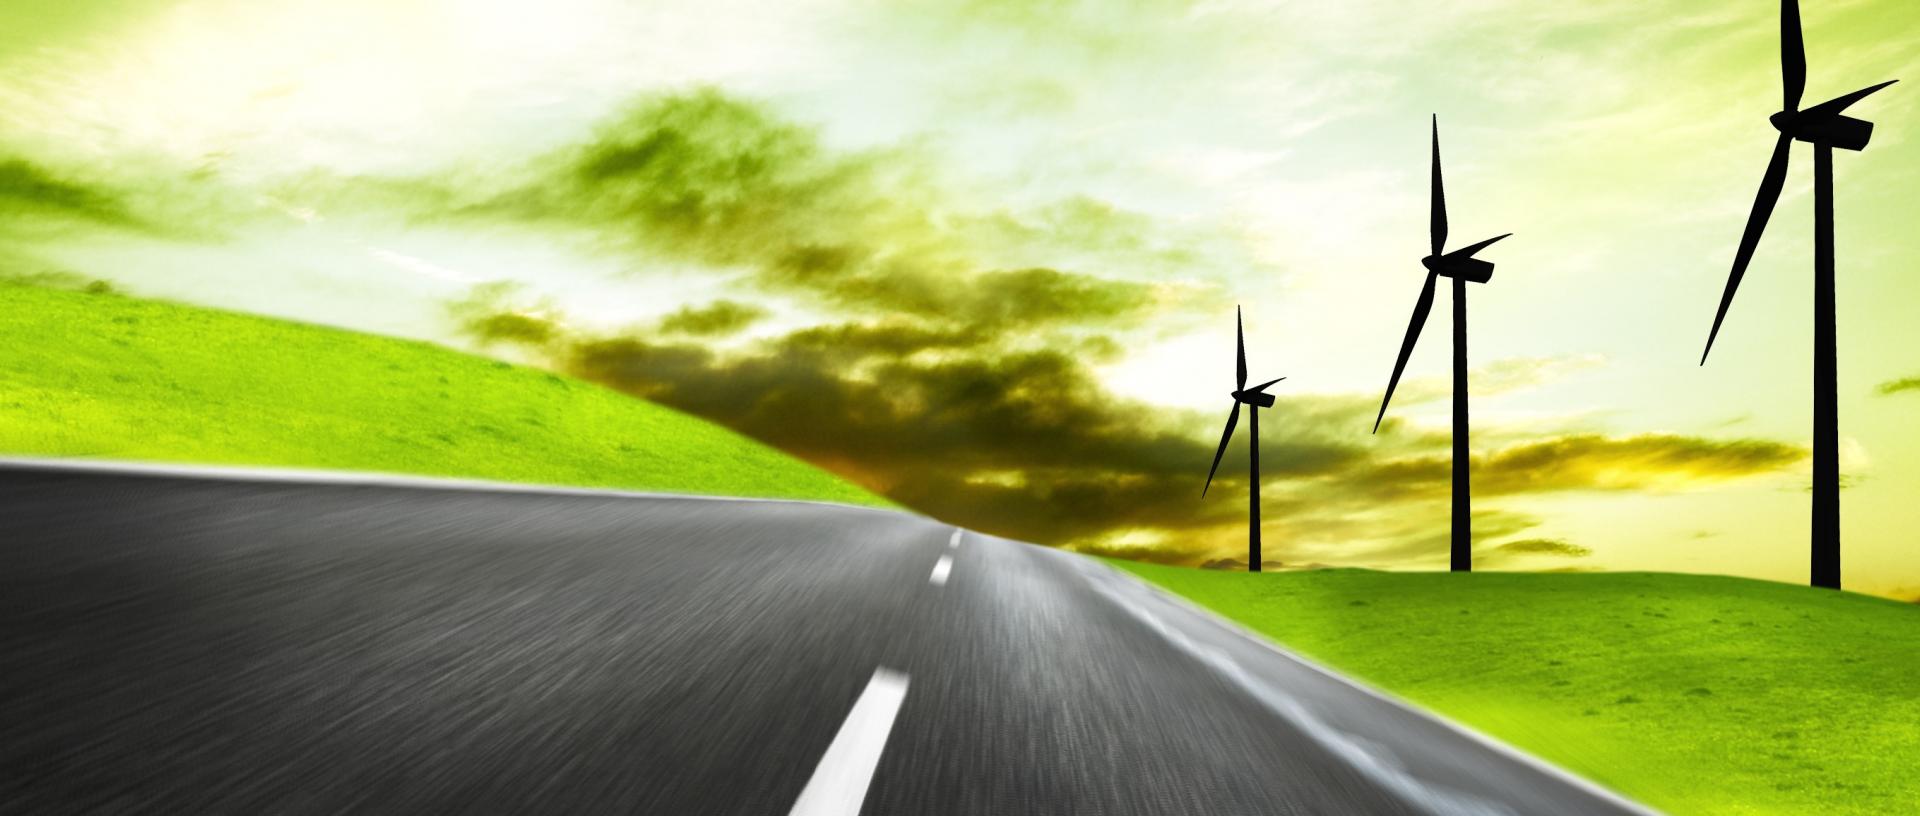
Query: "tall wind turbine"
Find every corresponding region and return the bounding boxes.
[1204,307,1284,572]
[1699,0,1895,591]
[1373,116,1511,573]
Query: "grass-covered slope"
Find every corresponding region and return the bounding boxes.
[1111,563,1920,816]
[0,282,890,508]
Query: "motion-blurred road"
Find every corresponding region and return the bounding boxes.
[0,462,1655,815]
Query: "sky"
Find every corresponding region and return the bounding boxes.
[2,0,1917,597]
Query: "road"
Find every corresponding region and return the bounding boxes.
[0,461,1656,815]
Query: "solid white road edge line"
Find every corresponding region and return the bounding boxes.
[1069,554,1663,816]
[929,555,954,586]
[787,668,911,816]
[0,456,903,515]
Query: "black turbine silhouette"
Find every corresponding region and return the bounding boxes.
[1204,307,1284,572]
[1373,116,1511,573]
[1699,0,1895,591]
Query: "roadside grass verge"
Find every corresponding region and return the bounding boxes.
[0,281,891,508]
[1109,563,1920,816]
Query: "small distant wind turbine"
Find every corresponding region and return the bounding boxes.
[1373,116,1511,573]
[1699,0,1895,590]
[1203,307,1284,572]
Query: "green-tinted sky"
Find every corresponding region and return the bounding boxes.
[3,0,1918,597]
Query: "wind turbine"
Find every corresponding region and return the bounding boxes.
[1699,0,1895,591]
[1203,307,1284,572]
[1372,116,1511,573]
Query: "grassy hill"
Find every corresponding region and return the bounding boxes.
[0,280,890,508]
[1112,563,1920,816]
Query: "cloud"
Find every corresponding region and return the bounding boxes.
[656,300,769,337]
[1482,538,1593,565]
[0,157,141,228]
[447,282,563,347]
[562,328,1264,538]
[453,89,1186,333]
[1875,377,1920,396]
[1476,434,1805,494]
[1345,434,1805,502]
[0,148,264,244]
[1195,558,1290,571]
[463,311,559,346]
[1307,507,1547,568]
[1376,355,1611,417]
[1470,355,1609,397]
[1070,539,1207,566]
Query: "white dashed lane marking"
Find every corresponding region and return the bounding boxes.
[787,668,911,816]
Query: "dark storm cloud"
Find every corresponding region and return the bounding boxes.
[570,331,1238,479]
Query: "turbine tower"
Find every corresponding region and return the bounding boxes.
[1699,0,1895,590]
[1204,307,1284,572]
[1373,116,1511,573]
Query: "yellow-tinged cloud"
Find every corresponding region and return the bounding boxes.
[1875,377,1920,397]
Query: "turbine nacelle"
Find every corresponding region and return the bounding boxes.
[1770,109,1874,151]
[1419,232,1509,284]
[1420,254,1495,284]
[1230,389,1276,408]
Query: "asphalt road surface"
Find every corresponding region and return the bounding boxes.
[0,461,1658,815]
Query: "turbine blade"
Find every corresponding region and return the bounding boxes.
[1246,376,1286,394]
[1703,133,1793,365]
[1443,233,1512,260]
[1236,306,1247,390]
[1203,402,1242,497]
[1800,80,1899,118]
[1782,0,1805,111]
[1374,271,1437,434]
[1430,115,1447,256]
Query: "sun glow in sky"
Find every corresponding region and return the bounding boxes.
[3,0,1918,597]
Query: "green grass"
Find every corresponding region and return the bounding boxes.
[1110,563,1920,815]
[0,281,891,508]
